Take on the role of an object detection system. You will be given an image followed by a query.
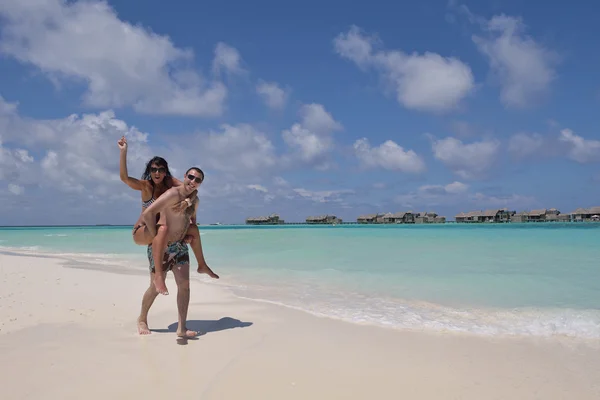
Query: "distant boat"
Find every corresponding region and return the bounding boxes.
[209,222,222,226]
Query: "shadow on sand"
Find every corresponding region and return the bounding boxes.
[151,317,253,345]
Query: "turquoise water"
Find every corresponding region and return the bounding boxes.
[1,224,599,338]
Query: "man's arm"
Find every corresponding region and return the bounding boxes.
[141,188,178,237]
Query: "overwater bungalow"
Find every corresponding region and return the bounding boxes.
[245,213,284,225]
[306,215,342,224]
[357,213,382,224]
[415,212,445,224]
[455,211,483,223]
[509,208,568,223]
[455,209,514,223]
[570,206,600,222]
[510,211,528,223]
[381,212,415,224]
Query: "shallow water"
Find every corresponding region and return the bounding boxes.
[2,223,599,338]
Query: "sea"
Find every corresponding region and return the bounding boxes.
[1,223,599,340]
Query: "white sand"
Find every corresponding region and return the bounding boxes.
[1,252,599,400]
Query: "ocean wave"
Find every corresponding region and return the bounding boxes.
[230,288,600,340]
[43,234,69,237]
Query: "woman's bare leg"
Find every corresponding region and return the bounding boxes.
[183,224,219,279]
[133,223,170,295]
[151,225,169,295]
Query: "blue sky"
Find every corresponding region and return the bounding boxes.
[0,0,599,225]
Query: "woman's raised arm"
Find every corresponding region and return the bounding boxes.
[118,136,144,191]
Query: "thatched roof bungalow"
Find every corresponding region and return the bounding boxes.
[455,211,483,223]
[357,213,382,224]
[306,215,342,224]
[570,206,600,221]
[415,211,441,224]
[245,213,284,225]
[510,211,529,223]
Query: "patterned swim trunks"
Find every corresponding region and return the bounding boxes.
[147,241,189,273]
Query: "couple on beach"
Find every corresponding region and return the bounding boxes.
[118,136,219,338]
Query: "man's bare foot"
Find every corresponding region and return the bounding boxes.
[137,319,151,335]
[153,274,169,295]
[197,263,219,279]
[176,328,199,338]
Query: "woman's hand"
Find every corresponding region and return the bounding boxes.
[117,135,127,151]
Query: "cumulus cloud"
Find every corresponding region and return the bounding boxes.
[353,138,425,173]
[292,188,354,203]
[0,0,228,116]
[256,80,289,110]
[0,94,365,224]
[395,181,469,207]
[212,42,245,76]
[456,5,558,108]
[395,180,534,212]
[559,129,600,163]
[431,136,500,179]
[508,132,545,158]
[333,25,475,113]
[281,103,342,169]
[187,124,277,176]
[469,192,536,208]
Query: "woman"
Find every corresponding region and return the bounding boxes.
[118,136,188,288]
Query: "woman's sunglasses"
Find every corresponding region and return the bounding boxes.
[187,174,203,183]
[150,167,166,174]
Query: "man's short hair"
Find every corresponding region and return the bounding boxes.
[186,167,204,181]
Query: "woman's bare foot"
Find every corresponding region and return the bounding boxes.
[197,263,219,279]
[176,328,199,338]
[153,273,169,295]
[137,319,151,335]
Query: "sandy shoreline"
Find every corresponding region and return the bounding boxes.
[1,252,599,399]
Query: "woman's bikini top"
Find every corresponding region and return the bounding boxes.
[141,196,155,209]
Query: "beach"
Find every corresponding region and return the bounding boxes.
[1,251,599,400]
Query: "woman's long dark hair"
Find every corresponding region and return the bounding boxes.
[140,156,172,187]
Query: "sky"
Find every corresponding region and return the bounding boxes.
[0,0,599,225]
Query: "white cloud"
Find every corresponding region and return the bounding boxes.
[292,188,354,203]
[431,136,500,179]
[508,132,545,158]
[256,80,289,110]
[353,138,425,173]
[468,11,558,108]
[282,103,342,168]
[212,42,245,76]
[395,180,534,211]
[444,181,469,194]
[174,124,277,177]
[247,184,268,193]
[469,192,536,208]
[0,0,228,116]
[333,25,475,113]
[395,181,469,207]
[559,129,600,163]
[0,96,155,205]
[7,183,24,195]
[273,176,290,187]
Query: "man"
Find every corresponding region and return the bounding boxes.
[136,167,219,338]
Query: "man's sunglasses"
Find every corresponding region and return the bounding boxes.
[187,174,203,183]
[150,167,166,174]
